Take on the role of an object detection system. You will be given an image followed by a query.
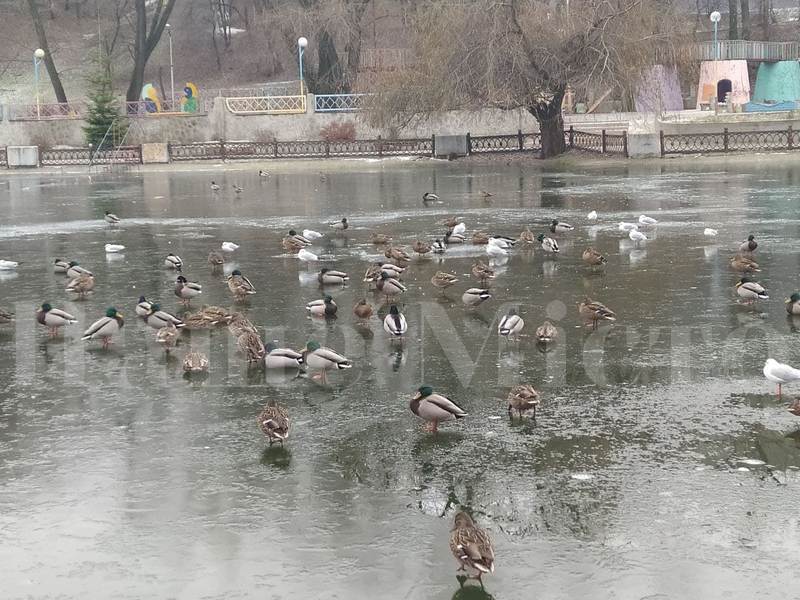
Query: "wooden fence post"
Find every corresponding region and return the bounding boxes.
[659,130,665,157]
[723,127,729,152]
[431,134,436,157]
[601,129,607,153]
[466,132,472,155]
[789,125,794,150]
[517,129,524,151]
[622,132,628,158]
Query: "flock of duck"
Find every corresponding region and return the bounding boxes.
[2,186,800,585]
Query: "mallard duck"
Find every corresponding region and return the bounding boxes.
[81,307,123,349]
[210,181,220,192]
[282,236,306,254]
[174,275,202,305]
[264,342,304,369]
[579,298,616,329]
[207,250,225,269]
[471,260,495,286]
[462,288,492,307]
[788,399,800,416]
[432,239,446,253]
[53,258,70,273]
[498,308,524,340]
[422,192,439,202]
[736,277,768,304]
[228,313,258,337]
[582,247,607,267]
[410,385,467,432]
[233,184,243,194]
[135,296,152,318]
[444,231,465,245]
[237,331,266,363]
[371,233,392,245]
[258,169,269,178]
[629,227,647,244]
[519,227,535,244]
[183,349,209,373]
[480,190,494,198]
[330,217,349,230]
[185,305,231,329]
[763,358,800,397]
[739,234,758,253]
[442,216,459,228]
[383,304,408,338]
[0,307,14,325]
[536,320,558,342]
[318,268,349,285]
[412,240,432,256]
[508,384,540,418]
[303,340,352,383]
[537,234,559,253]
[550,219,574,234]
[730,254,760,272]
[431,271,458,292]
[638,214,658,226]
[306,295,338,317]
[376,271,407,300]
[385,246,411,263]
[472,232,490,245]
[104,210,121,225]
[287,230,312,246]
[36,303,77,336]
[449,511,495,582]
[66,261,92,279]
[65,273,95,298]
[353,299,374,320]
[227,269,256,301]
[164,253,183,270]
[786,292,800,315]
[257,400,290,445]
[155,322,179,353]
[144,304,185,330]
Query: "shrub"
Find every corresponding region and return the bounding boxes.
[320,121,356,142]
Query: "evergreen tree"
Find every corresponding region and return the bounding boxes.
[83,54,125,149]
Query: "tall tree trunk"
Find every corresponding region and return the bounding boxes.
[529,90,566,159]
[125,0,178,101]
[728,0,738,39]
[740,0,750,39]
[761,0,770,40]
[316,30,341,94]
[26,0,68,102]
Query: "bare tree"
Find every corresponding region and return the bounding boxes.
[26,0,68,102]
[369,0,687,158]
[740,0,750,38]
[728,0,738,38]
[125,0,178,101]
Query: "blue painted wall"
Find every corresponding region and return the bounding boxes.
[752,61,800,103]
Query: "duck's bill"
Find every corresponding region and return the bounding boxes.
[412,392,422,400]
[785,298,791,303]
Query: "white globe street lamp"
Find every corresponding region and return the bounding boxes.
[34,48,45,119]
[298,37,308,95]
[710,11,721,60]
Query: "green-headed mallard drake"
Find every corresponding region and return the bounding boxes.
[265,342,304,369]
[786,292,800,315]
[410,385,467,432]
[36,303,77,336]
[144,304,185,330]
[53,258,71,273]
[303,340,351,383]
[227,269,256,302]
[471,260,495,286]
[431,271,459,293]
[736,277,768,304]
[383,304,408,338]
[498,308,524,340]
[164,253,183,270]
[385,246,411,263]
[730,254,760,273]
[413,240,432,256]
[519,227,535,244]
[136,296,152,318]
[471,232,490,245]
[507,384,540,418]
[535,321,557,343]
[318,268,349,286]
[237,331,266,363]
[104,210,121,225]
[376,271,407,300]
[65,273,95,298]
[81,307,123,349]
[444,231,466,245]
[175,275,202,306]
[282,236,306,254]
[449,511,495,583]
[185,306,232,329]
[155,321,179,353]
[432,239,446,253]
[306,295,338,318]
[66,261,92,279]
[739,234,757,253]
[364,262,404,284]
[287,229,312,246]
[371,233,392,245]
[227,313,258,338]
[537,234,559,253]
[353,299,374,320]
[0,307,14,325]
[207,250,225,269]
[462,288,492,308]
[582,247,607,267]
[579,298,616,329]
[329,217,349,231]
[257,399,290,445]
[550,219,574,234]
[183,349,209,373]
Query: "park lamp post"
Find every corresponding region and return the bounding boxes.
[166,23,176,110]
[710,11,721,61]
[34,48,45,120]
[298,36,308,95]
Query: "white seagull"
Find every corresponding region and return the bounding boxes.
[105,244,125,253]
[763,358,800,397]
[629,227,647,245]
[221,242,239,253]
[587,210,598,221]
[703,228,718,237]
[638,214,658,226]
[303,229,324,240]
[0,260,19,270]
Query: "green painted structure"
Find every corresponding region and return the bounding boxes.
[752,61,800,103]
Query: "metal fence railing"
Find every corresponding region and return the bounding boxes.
[688,40,800,61]
[0,146,6,167]
[565,127,628,156]
[125,98,209,117]
[224,95,307,115]
[206,81,301,98]
[660,127,797,156]
[40,146,142,166]
[7,102,83,121]
[314,94,369,112]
